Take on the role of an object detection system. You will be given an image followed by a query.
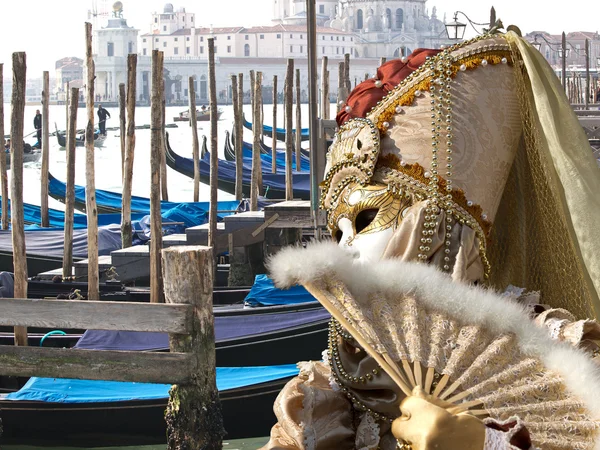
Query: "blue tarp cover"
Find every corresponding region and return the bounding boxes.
[244,274,317,306]
[75,308,330,351]
[48,174,240,216]
[6,365,300,403]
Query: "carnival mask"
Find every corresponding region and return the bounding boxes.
[328,182,412,262]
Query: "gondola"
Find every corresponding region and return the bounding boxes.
[224,131,310,171]
[5,149,41,168]
[47,172,241,215]
[0,366,298,446]
[174,108,223,122]
[232,127,310,158]
[165,133,311,200]
[54,125,106,148]
[243,113,309,142]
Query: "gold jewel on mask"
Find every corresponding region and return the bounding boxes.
[328,182,413,241]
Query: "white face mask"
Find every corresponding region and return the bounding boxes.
[337,216,395,263]
[329,182,411,263]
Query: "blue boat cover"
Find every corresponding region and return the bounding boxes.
[48,174,240,216]
[244,274,317,306]
[5,365,300,403]
[244,115,309,137]
[75,308,330,351]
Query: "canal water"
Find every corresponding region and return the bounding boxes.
[4,436,270,450]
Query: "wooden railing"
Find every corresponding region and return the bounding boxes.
[0,245,223,448]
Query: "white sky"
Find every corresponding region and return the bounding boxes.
[0,0,598,76]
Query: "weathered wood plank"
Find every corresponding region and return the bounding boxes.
[272,74,278,173]
[0,346,194,384]
[0,298,192,333]
[119,82,126,178]
[251,72,262,211]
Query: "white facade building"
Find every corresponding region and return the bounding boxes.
[275,0,453,58]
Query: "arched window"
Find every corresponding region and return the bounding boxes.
[395,8,404,29]
[385,8,392,28]
[200,75,207,100]
[356,9,363,29]
[244,43,250,57]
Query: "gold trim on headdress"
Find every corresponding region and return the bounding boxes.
[322,33,519,278]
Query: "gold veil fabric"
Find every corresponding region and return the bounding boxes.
[488,32,600,320]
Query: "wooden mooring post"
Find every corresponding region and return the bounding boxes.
[150,49,164,304]
[0,245,223,447]
[119,82,126,177]
[189,76,200,202]
[295,68,302,171]
[208,38,218,249]
[344,53,351,97]
[10,52,28,346]
[234,73,243,200]
[62,86,79,279]
[0,63,7,231]
[85,22,99,300]
[251,72,262,211]
[160,91,169,201]
[272,75,278,174]
[40,70,50,227]
[337,61,346,113]
[284,59,294,201]
[230,77,240,192]
[320,56,329,120]
[163,246,224,449]
[122,54,137,249]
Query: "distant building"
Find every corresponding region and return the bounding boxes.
[274,0,453,58]
[525,31,600,70]
[54,57,84,100]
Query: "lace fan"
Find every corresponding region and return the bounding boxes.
[270,244,600,450]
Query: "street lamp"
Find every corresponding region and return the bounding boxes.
[531,37,542,52]
[557,47,570,59]
[445,14,467,40]
[445,8,503,40]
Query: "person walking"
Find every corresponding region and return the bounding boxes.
[97,104,111,135]
[33,109,42,147]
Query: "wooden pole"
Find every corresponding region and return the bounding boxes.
[66,81,70,136]
[121,54,137,249]
[189,76,200,202]
[160,91,169,201]
[234,73,243,200]
[208,38,218,249]
[285,59,294,200]
[320,57,329,120]
[337,61,346,113]
[272,75,278,174]
[85,23,99,301]
[251,72,262,211]
[249,70,255,121]
[63,86,79,279]
[10,52,28,346]
[163,246,224,449]
[0,64,7,231]
[344,53,351,94]
[118,82,126,178]
[40,71,50,227]
[256,72,263,192]
[150,50,165,304]
[380,57,387,66]
[295,68,302,171]
[585,38,590,110]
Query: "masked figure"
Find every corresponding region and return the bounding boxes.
[261,30,600,450]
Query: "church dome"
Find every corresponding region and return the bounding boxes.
[164,3,174,13]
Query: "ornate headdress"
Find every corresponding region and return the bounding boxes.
[321,31,600,319]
